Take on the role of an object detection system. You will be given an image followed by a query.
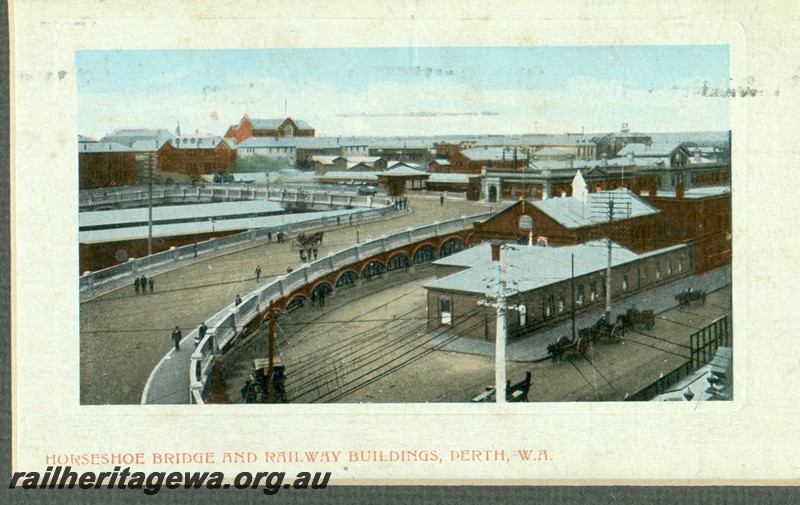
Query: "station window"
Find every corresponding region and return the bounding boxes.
[576,284,584,305]
[558,290,565,313]
[655,262,661,279]
[589,280,597,302]
[439,297,452,325]
[519,305,527,326]
[622,274,629,291]
[679,258,684,272]
[668,259,673,275]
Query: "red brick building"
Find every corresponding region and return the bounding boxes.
[472,188,666,254]
[78,142,137,189]
[643,185,731,274]
[448,147,527,175]
[225,115,315,144]
[157,136,237,176]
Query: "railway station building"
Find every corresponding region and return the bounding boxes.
[424,239,694,342]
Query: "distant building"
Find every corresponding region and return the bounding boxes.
[78,141,137,189]
[237,137,298,165]
[377,164,430,196]
[158,136,237,176]
[448,147,528,175]
[617,142,693,169]
[225,115,315,143]
[594,125,653,157]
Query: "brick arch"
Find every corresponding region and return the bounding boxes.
[310,280,334,294]
[436,234,465,248]
[335,269,359,287]
[284,294,307,311]
[411,241,438,258]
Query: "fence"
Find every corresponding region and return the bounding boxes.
[625,313,732,401]
[177,212,491,405]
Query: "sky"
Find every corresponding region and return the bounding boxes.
[76,46,730,139]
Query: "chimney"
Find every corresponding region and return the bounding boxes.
[490,242,501,262]
[676,183,685,199]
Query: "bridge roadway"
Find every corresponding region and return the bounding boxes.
[80,195,495,405]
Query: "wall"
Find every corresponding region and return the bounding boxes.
[427,243,694,341]
[79,151,137,189]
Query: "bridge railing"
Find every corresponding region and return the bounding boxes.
[180,212,489,405]
[80,194,396,302]
[81,184,392,210]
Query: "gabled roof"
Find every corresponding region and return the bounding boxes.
[101,129,175,150]
[530,188,659,229]
[249,117,314,130]
[425,240,685,295]
[430,159,451,166]
[78,135,98,143]
[380,165,429,177]
[617,142,688,157]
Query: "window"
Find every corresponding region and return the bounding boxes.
[519,305,527,326]
[678,258,684,272]
[542,296,554,318]
[622,274,629,291]
[668,259,673,275]
[655,262,661,279]
[439,297,452,325]
[576,284,584,305]
[284,124,294,137]
[558,290,565,313]
[589,280,597,302]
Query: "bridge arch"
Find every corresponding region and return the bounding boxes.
[439,236,465,258]
[412,243,438,264]
[386,252,411,272]
[335,270,358,288]
[360,260,387,280]
[285,294,307,312]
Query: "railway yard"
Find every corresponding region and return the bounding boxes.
[221,268,732,403]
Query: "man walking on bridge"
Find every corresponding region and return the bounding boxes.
[172,326,182,351]
[255,265,262,282]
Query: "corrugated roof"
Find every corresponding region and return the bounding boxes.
[617,142,686,157]
[250,118,314,130]
[427,173,470,183]
[237,137,297,148]
[78,141,134,153]
[460,147,512,161]
[316,171,379,181]
[530,188,659,229]
[380,165,429,177]
[425,240,684,295]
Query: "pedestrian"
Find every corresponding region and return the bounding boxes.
[311,291,317,307]
[148,277,154,293]
[440,194,444,206]
[235,294,242,306]
[336,216,340,225]
[255,265,262,282]
[300,250,306,262]
[193,243,198,258]
[140,274,147,294]
[319,291,325,307]
[134,276,140,295]
[267,231,272,243]
[195,322,207,346]
[172,326,182,351]
[313,248,318,260]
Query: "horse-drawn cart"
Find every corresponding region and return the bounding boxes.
[579,317,624,344]
[675,288,706,308]
[547,336,590,363]
[616,306,656,332]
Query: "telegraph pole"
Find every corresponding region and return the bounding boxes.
[478,244,520,403]
[605,198,614,320]
[267,300,275,403]
[571,253,576,340]
[147,154,154,255]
